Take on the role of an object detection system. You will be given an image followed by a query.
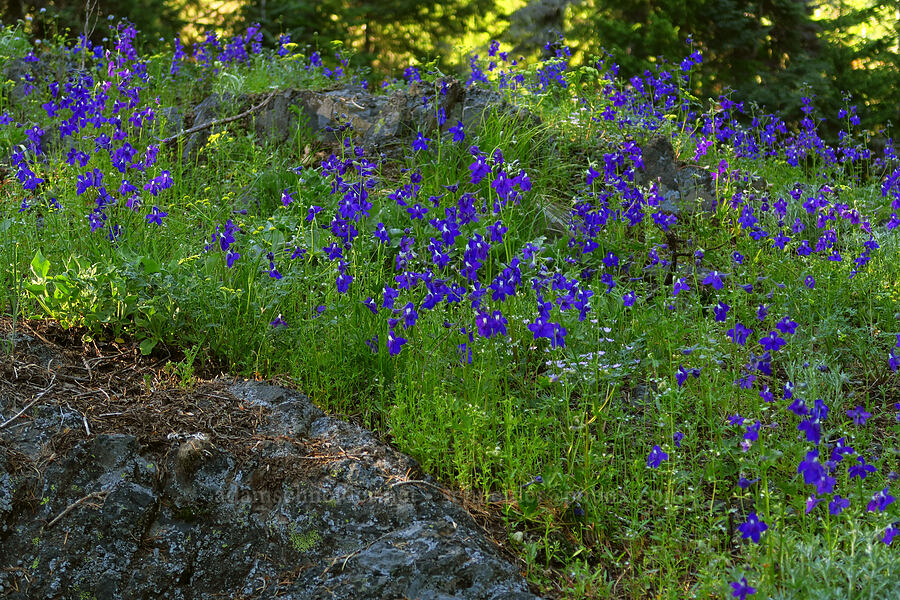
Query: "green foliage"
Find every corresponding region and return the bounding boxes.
[0,0,194,52]
[768,532,900,599]
[6,0,899,133]
[23,250,185,354]
[287,524,320,553]
[565,1,822,121]
[163,343,203,389]
[228,0,497,72]
[552,0,900,135]
[0,21,32,57]
[4,20,900,600]
[814,1,900,133]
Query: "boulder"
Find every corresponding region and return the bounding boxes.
[289,79,466,148]
[157,106,184,139]
[0,379,540,600]
[177,80,541,155]
[1,58,38,103]
[182,92,248,158]
[636,134,717,216]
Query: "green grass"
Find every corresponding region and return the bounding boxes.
[1,20,899,599]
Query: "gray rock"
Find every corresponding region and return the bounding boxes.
[2,55,77,107]
[636,134,717,216]
[157,106,184,139]
[0,450,16,534]
[171,80,540,154]
[1,58,37,103]
[182,93,248,159]
[0,382,540,600]
[253,90,300,145]
[453,85,541,133]
[289,81,464,148]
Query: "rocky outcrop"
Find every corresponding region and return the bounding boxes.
[181,92,246,157]
[179,79,540,159]
[636,134,717,216]
[0,377,539,600]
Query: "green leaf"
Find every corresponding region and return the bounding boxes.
[23,282,46,296]
[139,337,159,355]
[31,250,50,279]
[139,256,162,274]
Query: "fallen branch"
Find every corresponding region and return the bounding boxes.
[296,453,362,461]
[321,531,394,578]
[160,90,280,146]
[389,478,450,496]
[0,398,41,430]
[0,377,55,429]
[45,490,108,529]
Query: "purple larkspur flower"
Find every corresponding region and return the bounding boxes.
[730,577,756,599]
[146,205,167,226]
[776,317,798,334]
[713,301,730,322]
[867,488,895,513]
[759,331,786,352]
[884,525,899,545]
[647,445,669,468]
[849,456,877,479]
[798,418,821,445]
[449,121,465,143]
[412,132,430,152]
[846,405,872,426]
[829,495,850,515]
[387,328,407,356]
[738,476,759,489]
[702,271,724,289]
[727,322,753,346]
[806,494,824,514]
[738,512,768,543]
[306,205,322,222]
[401,301,418,329]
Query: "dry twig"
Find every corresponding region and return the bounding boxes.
[79,0,99,72]
[160,91,280,146]
[0,376,56,429]
[321,531,395,578]
[46,491,109,529]
[389,478,450,496]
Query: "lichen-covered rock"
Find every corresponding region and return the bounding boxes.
[0,449,17,535]
[636,134,717,216]
[157,106,184,139]
[0,382,540,600]
[176,80,541,157]
[1,58,39,103]
[182,92,248,158]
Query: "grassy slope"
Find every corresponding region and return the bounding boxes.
[1,20,899,600]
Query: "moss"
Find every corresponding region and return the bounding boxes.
[288,524,321,553]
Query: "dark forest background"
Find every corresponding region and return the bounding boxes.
[2,0,899,134]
